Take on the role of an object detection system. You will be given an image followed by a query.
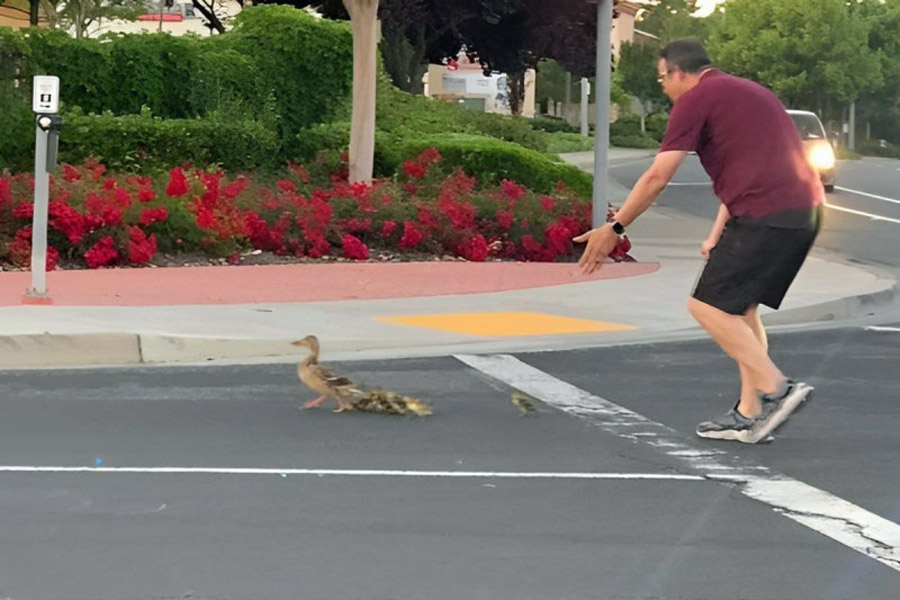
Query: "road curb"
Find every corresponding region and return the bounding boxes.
[0,332,142,368]
[1,280,895,370]
[762,282,898,326]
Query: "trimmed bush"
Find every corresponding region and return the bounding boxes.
[60,109,280,172]
[376,78,549,153]
[23,29,112,115]
[391,134,593,196]
[857,139,900,159]
[611,134,660,149]
[532,116,579,134]
[545,132,596,155]
[646,112,669,142]
[223,6,353,154]
[610,114,644,138]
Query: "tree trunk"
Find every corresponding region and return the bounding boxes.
[192,0,226,34]
[344,0,379,184]
[507,70,525,116]
[30,0,40,26]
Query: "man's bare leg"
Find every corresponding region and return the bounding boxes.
[737,304,768,417]
[687,298,785,417]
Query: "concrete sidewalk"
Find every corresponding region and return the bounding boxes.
[0,147,895,369]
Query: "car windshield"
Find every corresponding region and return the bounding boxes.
[789,113,826,140]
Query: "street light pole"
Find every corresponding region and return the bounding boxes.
[592,0,612,227]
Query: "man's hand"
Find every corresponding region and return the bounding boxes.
[574,224,619,275]
[700,237,717,259]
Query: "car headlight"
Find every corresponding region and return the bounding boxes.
[808,143,835,171]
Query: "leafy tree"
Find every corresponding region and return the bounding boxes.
[851,0,900,143]
[615,41,665,132]
[47,0,145,38]
[707,0,881,121]
[637,0,710,43]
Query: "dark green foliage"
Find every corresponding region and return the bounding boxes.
[59,109,281,172]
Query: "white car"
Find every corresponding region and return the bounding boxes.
[787,109,835,192]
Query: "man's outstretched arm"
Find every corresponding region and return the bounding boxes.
[575,150,688,274]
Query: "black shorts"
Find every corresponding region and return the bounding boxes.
[692,206,823,316]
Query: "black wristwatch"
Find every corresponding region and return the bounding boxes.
[611,221,626,235]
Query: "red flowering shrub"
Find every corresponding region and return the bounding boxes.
[165,168,190,197]
[457,234,489,262]
[84,237,119,268]
[128,227,158,265]
[0,149,633,269]
[341,234,369,260]
[398,221,426,249]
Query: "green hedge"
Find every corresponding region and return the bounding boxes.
[857,139,900,159]
[611,134,660,149]
[224,6,353,154]
[531,116,579,134]
[60,110,281,172]
[376,79,549,153]
[0,7,352,146]
[393,134,593,196]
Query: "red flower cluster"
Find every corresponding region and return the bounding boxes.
[84,237,119,269]
[399,221,426,249]
[128,227,157,265]
[165,168,190,197]
[457,234,489,262]
[341,234,369,260]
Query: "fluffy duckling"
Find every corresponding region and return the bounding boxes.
[510,391,537,416]
[355,389,433,417]
[291,335,363,413]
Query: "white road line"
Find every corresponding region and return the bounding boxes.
[455,354,900,572]
[865,326,900,333]
[835,186,900,206]
[0,466,703,481]
[825,202,900,225]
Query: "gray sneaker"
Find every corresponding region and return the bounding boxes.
[749,381,814,443]
[696,404,758,443]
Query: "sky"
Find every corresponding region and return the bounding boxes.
[693,0,727,17]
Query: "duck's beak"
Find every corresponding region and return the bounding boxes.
[291,339,307,347]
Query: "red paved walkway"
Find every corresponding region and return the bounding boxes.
[0,262,659,306]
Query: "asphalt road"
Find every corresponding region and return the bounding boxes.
[0,323,898,600]
[610,155,900,271]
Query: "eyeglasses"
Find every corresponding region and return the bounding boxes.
[657,69,673,85]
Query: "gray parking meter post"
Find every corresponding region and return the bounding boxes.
[25,75,61,304]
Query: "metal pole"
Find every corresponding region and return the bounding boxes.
[159,0,164,32]
[849,101,856,151]
[592,0,612,227]
[580,77,589,137]
[29,121,49,297]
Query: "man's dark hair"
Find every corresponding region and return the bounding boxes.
[659,39,712,74]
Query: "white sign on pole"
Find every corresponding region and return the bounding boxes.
[32,75,60,114]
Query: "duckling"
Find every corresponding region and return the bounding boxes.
[354,389,433,417]
[510,391,537,416]
[291,335,363,413]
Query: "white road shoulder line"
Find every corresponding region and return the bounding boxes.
[864,326,900,333]
[0,466,702,481]
[824,202,900,225]
[835,186,900,206]
[454,353,900,572]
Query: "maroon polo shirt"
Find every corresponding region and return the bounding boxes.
[660,70,824,221]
